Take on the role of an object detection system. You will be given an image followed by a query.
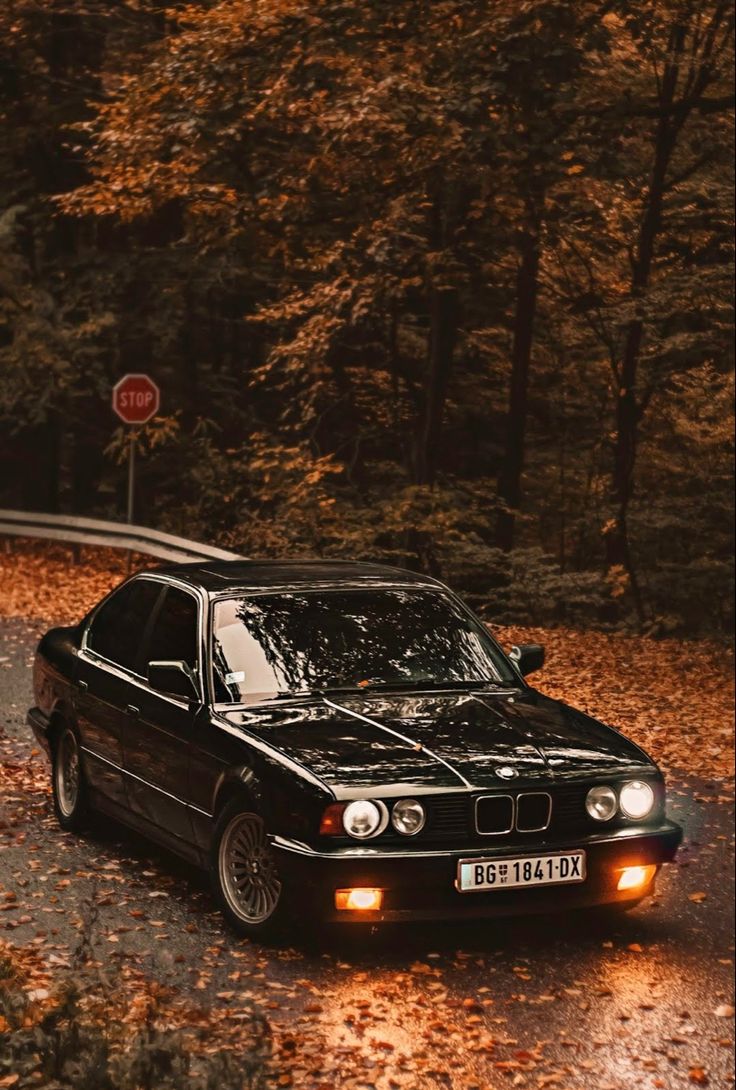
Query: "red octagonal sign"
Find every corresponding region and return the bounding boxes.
[112,373,160,425]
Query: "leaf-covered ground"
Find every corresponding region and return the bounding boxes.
[0,541,734,1089]
[0,702,733,1090]
[2,540,733,783]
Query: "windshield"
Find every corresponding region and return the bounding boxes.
[210,588,516,702]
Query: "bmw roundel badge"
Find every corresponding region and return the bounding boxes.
[496,766,519,780]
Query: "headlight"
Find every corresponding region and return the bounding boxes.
[586,785,617,822]
[342,800,387,839]
[391,798,426,836]
[619,780,654,820]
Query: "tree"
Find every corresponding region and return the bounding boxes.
[0,0,732,633]
[486,3,612,550]
[601,0,733,620]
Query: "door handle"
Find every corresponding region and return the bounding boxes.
[78,680,88,692]
[125,704,140,718]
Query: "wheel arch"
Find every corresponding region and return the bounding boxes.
[47,701,76,752]
[213,766,271,824]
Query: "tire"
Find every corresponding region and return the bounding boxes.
[51,724,89,832]
[211,797,290,939]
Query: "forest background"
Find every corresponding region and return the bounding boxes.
[1,0,733,635]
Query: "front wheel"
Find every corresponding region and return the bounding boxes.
[211,799,289,939]
[51,725,89,832]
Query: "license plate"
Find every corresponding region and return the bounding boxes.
[457,851,586,892]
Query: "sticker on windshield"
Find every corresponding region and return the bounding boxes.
[225,671,245,685]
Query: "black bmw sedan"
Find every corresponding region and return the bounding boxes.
[28,560,682,937]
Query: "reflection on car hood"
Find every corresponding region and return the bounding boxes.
[219,688,655,794]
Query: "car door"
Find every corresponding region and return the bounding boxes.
[121,581,204,845]
[75,578,165,810]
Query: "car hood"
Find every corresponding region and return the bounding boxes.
[219,688,655,796]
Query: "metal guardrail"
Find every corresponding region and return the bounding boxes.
[0,509,245,565]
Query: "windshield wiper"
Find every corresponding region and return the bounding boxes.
[319,679,512,695]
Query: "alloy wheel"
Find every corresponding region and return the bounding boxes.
[218,813,282,924]
[55,730,80,818]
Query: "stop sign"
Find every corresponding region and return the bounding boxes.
[112,373,160,425]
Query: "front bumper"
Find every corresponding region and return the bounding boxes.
[271,821,683,922]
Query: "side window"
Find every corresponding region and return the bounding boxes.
[145,586,199,674]
[87,580,163,673]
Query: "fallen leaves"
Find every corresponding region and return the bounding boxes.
[498,623,734,784]
[0,936,270,1088]
[0,542,127,624]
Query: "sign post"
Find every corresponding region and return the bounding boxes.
[126,430,136,524]
[112,374,161,568]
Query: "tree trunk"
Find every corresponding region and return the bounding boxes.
[181,281,199,430]
[605,23,685,624]
[20,418,61,513]
[496,227,540,551]
[558,393,567,572]
[71,407,106,515]
[413,285,460,486]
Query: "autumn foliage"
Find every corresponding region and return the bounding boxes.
[0,1,733,634]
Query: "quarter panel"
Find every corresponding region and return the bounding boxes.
[34,626,80,721]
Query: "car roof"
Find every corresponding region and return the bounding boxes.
[149,559,446,596]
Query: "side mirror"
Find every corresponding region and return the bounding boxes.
[147,660,199,700]
[509,643,545,677]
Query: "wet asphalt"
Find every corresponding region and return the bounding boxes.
[1,617,734,1089]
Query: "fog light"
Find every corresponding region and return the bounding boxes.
[335,888,384,911]
[617,864,657,892]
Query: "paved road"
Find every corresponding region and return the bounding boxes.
[1,618,734,1089]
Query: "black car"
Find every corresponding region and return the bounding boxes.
[28,560,682,936]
